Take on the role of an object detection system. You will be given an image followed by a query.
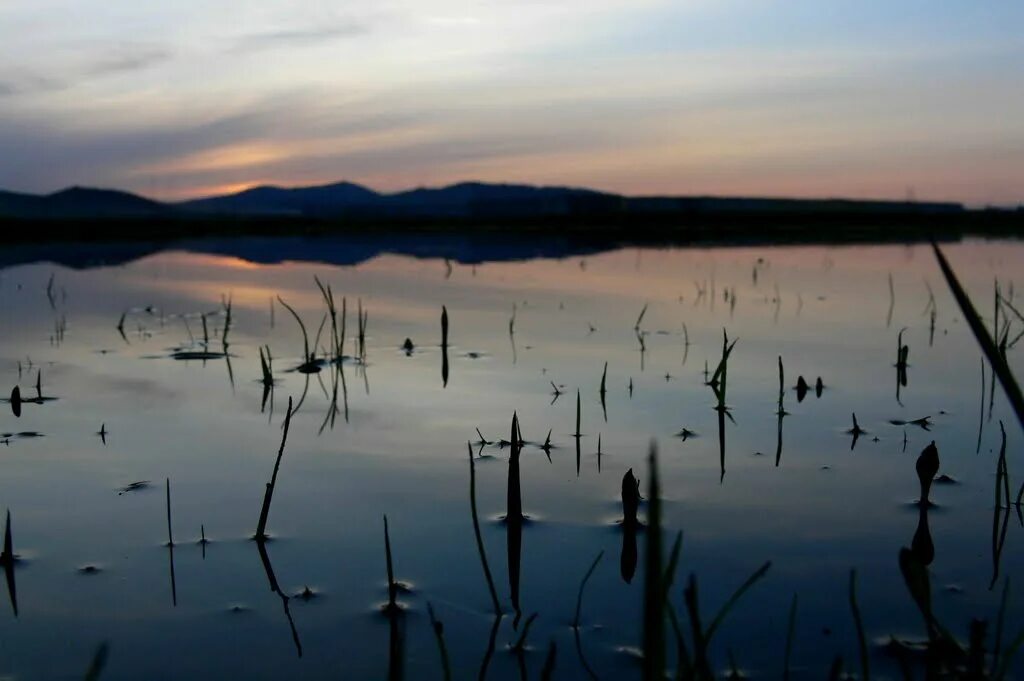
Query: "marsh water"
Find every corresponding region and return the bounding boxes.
[0,237,1021,680]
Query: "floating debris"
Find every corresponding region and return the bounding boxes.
[118,481,151,495]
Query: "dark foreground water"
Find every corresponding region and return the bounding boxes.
[0,238,1021,680]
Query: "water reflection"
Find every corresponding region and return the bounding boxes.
[1,511,18,617]
[620,469,639,585]
[0,240,1020,679]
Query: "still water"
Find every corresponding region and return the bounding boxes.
[0,238,1020,680]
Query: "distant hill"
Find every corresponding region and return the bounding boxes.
[179,181,381,216]
[178,180,617,218]
[0,186,168,219]
[0,179,971,222]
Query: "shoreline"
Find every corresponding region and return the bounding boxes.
[2,210,1022,270]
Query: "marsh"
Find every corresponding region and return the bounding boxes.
[0,237,1021,680]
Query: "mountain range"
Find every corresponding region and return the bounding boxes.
[0,180,976,221]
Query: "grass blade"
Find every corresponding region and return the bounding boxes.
[573,550,604,630]
[468,442,502,615]
[426,602,452,681]
[932,243,1024,432]
[783,594,797,681]
[850,570,870,681]
[642,441,665,681]
[703,561,771,645]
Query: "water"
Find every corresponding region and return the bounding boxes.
[0,238,1021,680]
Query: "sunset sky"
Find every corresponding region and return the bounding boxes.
[1,0,1021,204]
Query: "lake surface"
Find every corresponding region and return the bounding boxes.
[0,237,1021,680]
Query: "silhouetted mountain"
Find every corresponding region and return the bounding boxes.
[0,186,167,219]
[178,180,617,218]
[0,190,38,217]
[179,181,381,216]
[0,180,973,222]
[382,182,619,217]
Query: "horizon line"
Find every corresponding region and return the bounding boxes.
[6,179,1017,210]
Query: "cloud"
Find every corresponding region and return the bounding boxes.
[0,74,66,97]
[0,46,169,100]
[87,47,172,76]
[229,23,369,53]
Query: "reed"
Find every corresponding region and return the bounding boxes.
[357,298,368,359]
[259,345,274,386]
[776,356,786,467]
[441,306,449,388]
[990,422,1011,590]
[312,313,328,359]
[540,641,557,681]
[847,413,866,450]
[1,510,16,616]
[255,396,294,541]
[776,356,787,417]
[933,243,1024,432]
[384,514,399,613]
[887,272,895,327]
[849,570,870,681]
[426,602,452,681]
[45,273,56,309]
[621,469,639,584]
[642,442,665,681]
[573,550,604,630]
[575,389,583,476]
[511,612,538,652]
[165,478,174,547]
[0,509,11,561]
[468,442,501,615]
[314,276,341,358]
[82,642,109,681]
[165,479,177,607]
[575,389,582,439]
[600,362,608,422]
[221,295,233,346]
[682,322,690,366]
[507,413,524,616]
[276,297,313,367]
[635,303,648,331]
[783,594,797,681]
[991,577,1010,677]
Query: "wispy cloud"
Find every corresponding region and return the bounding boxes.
[87,47,172,76]
[229,23,369,53]
[0,74,65,97]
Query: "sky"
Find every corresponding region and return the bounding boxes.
[0,0,1021,205]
